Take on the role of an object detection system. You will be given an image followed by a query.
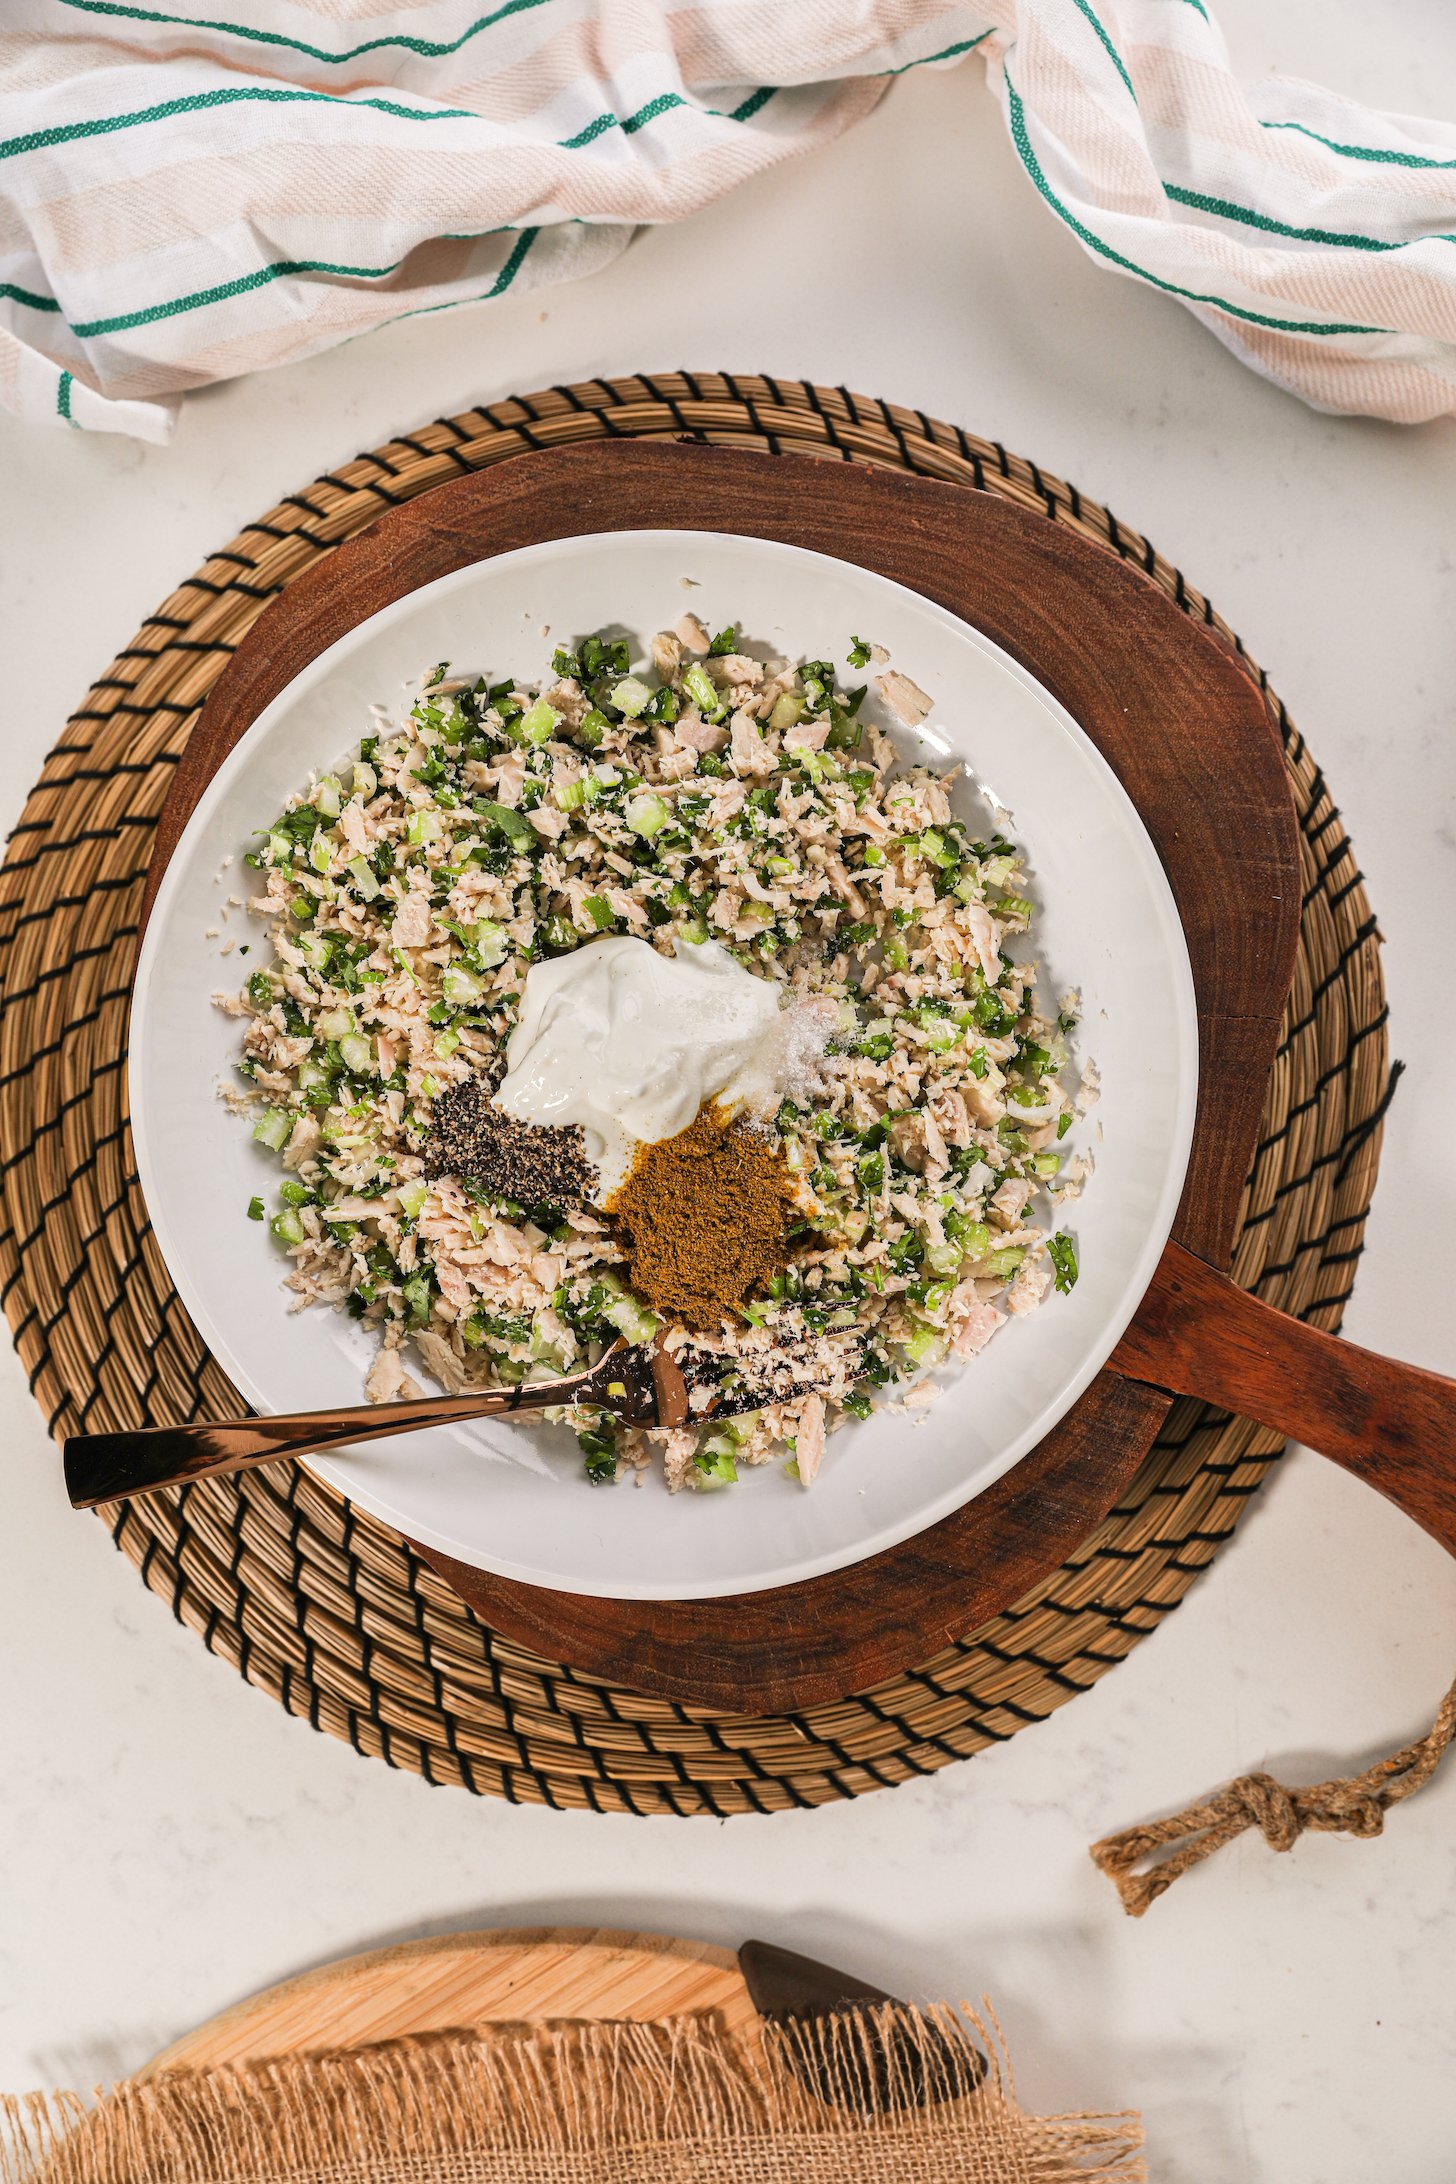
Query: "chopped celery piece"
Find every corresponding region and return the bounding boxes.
[516,698,560,745]
[903,1326,947,1367]
[348,855,380,899]
[405,810,437,846]
[473,919,510,967]
[1057,1112,1073,1139]
[316,1006,353,1041]
[270,1208,306,1247]
[577,708,609,748]
[397,1179,428,1221]
[308,835,333,875]
[402,1272,432,1327]
[1031,1152,1060,1177]
[554,776,587,812]
[298,931,331,972]
[435,1026,461,1058]
[769,693,805,732]
[625,791,670,838]
[694,1447,738,1485]
[252,1109,291,1152]
[925,1241,964,1277]
[339,1033,375,1075]
[314,775,342,819]
[442,963,485,1007]
[605,1292,658,1344]
[609,675,652,719]
[582,894,614,931]
[352,759,378,800]
[266,830,293,866]
[882,936,909,972]
[681,662,726,721]
[981,1247,1024,1279]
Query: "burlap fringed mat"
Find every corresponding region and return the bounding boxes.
[0,375,1391,1814]
[0,2008,1145,2184]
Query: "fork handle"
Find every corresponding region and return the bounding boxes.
[63,1381,569,1509]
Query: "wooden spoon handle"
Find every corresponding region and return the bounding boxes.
[1110,1241,1456,1556]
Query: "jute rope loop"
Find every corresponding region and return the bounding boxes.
[1091,1673,1456,1914]
[0,374,1399,1814]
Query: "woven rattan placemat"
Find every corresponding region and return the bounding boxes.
[0,375,1392,1814]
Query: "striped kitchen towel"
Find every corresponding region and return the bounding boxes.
[3,0,1455,441]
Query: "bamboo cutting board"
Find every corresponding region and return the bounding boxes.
[143,1929,758,2076]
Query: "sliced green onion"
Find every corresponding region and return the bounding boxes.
[246,1195,265,1221]
[582,894,614,931]
[1047,1233,1079,1294]
[478,802,535,851]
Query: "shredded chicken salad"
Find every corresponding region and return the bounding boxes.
[218,613,1094,1492]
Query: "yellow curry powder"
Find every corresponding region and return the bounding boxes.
[605,1103,800,1330]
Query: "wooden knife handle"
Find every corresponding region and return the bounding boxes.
[1111,1241,1456,1557]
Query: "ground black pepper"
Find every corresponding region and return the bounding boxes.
[424,1075,596,1205]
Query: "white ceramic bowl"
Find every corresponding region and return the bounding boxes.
[130,530,1197,1600]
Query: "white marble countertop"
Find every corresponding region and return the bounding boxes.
[3,5,1454,2176]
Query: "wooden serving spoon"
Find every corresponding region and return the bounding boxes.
[63,1239,1454,1547]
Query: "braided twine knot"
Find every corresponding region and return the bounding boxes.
[1090,1673,1456,1916]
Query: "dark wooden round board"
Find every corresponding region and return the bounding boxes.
[137,442,1299,1714]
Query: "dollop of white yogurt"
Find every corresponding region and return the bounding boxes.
[496,935,785,1197]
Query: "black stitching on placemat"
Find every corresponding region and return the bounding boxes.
[1335,1059,1404,1185]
